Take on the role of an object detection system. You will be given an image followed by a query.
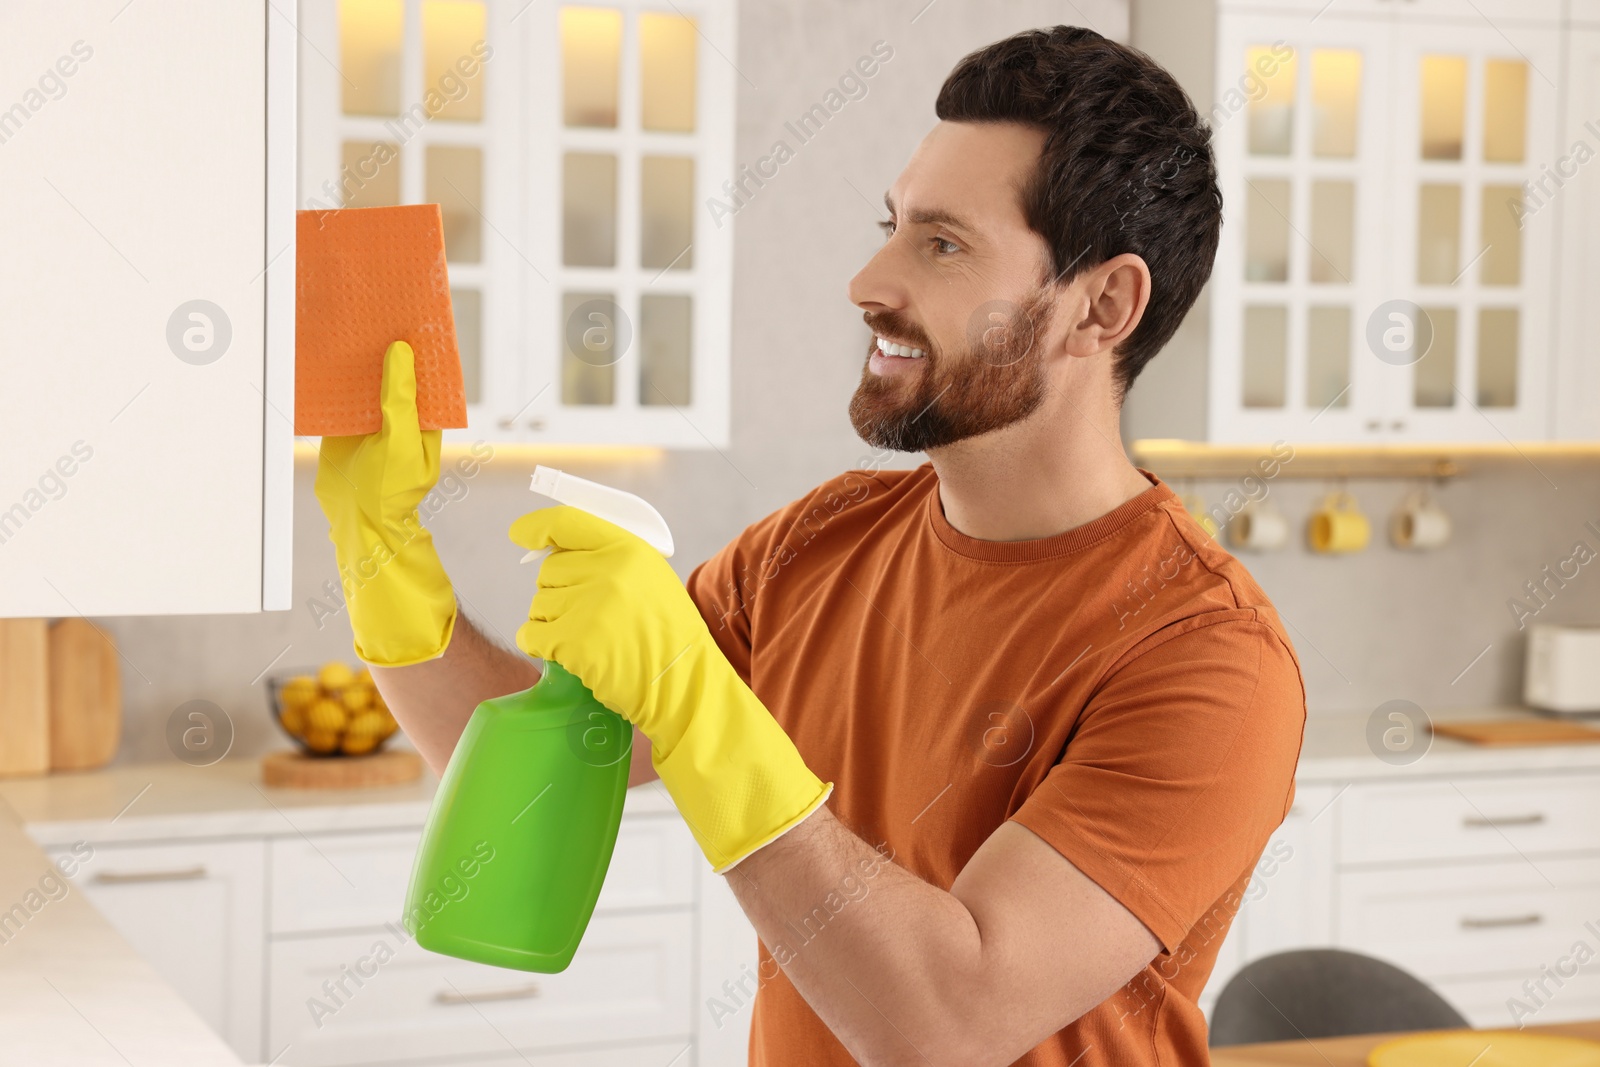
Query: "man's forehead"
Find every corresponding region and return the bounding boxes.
[886,120,1043,234]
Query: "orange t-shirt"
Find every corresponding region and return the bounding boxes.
[684,463,1307,1067]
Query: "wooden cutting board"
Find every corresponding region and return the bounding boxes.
[0,619,50,777]
[1431,719,1600,746]
[48,618,121,771]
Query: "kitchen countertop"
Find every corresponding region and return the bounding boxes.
[0,787,243,1065]
[1295,704,1600,782]
[0,752,675,1067]
[0,708,1593,1067]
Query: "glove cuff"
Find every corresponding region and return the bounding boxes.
[650,670,832,874]
[340,528,458,666]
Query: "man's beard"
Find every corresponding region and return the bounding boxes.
[848,286,1055,453]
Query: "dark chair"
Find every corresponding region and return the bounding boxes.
[1209,949,1469,1047]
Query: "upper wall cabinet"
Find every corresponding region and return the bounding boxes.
[298,0,737,447]
[0,2,295,617]
[1207,5,1561,443]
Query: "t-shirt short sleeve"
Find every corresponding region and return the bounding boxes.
[1008,610,1306,953]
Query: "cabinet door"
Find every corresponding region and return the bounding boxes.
[0,1,294,616]
[50,839,267,1062]
[1378,19,1559,440]
[1209,12,1394,443]
[1555,29,1600,440]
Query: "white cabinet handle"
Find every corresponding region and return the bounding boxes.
[434,984,541,1006]
[1460,913,1543,930]
[93,865,207,885]
[1462,813,1545,829]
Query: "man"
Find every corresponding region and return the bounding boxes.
[315,25,1306,1067]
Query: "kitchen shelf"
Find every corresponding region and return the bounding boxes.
[1129,439,1600,480]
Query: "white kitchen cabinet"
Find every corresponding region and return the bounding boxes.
[1198,783,1338,1016]
[47,839,267,1061]
[1555,28,1600,439]
[267,912,694,1066]
[0,1,295,616]
[297,0,736,448]
[1206,5,1561,444]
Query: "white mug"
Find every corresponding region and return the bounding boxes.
[1228,501,1289,552]
[1391,490,1451,551]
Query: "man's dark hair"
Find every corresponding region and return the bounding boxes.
[936,26,1222,399]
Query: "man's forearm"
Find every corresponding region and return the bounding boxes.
[722,806,991,1067]
[370,609,539,774]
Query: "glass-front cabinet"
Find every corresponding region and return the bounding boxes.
[1208,7,1560,443]
[299,0,735,446]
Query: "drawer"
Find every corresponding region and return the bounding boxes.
[1338,856,1600,979]
[1435,973,1600,1030]
[271,815,697,935]
[266,910,693,1066]
[1338,776,1600,865]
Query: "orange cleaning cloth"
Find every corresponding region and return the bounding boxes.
[295,204,468,436]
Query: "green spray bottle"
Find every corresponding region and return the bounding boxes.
[401,465,674,973]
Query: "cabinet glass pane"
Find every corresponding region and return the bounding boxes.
[452,288,482,404]
[1483,60,1528,163]
[1477,307,1518,407]
[339,0,403,117]
[340,141,401,207]
[640,294,691,406]
[1242,305,1288,408]
[562,7,622,128]
[641,156,694,271]
[1414,306,1457,407]
[561,291,618,405]
[640,13,697,133]
[1306,306,1350,409]
[1245,179,1291,282]
[563,152,617,267]
[427,145,482,263]
[1420,55,1467,160]
[1479,184,1521,286]
[1247,46,1296,157]
[423,1,487,122]
[1417,183,1461,285]
[1311,49,1361,158]
[1309,180,1354,283]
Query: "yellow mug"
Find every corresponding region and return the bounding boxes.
[1308,491,1370,554]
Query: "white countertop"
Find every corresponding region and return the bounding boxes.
[0,752,676,1067]
[1296,704,1600,782]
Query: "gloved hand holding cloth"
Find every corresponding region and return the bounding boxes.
[510,506,833,873]
[313,341,458,666]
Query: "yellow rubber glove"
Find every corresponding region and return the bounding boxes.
[509,506,832,873]
[313,341,458,666]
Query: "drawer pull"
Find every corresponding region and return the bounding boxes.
[434,984,541,1006]
[1463,813,1545,829]
[1460,913,1543,930]
[93,865,207,885]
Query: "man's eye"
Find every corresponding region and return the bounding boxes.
[933,237,960,255]
[876,219,895,237]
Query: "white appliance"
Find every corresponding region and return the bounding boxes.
[1525,624,1600,714]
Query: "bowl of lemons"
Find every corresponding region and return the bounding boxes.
[267,662,400,756]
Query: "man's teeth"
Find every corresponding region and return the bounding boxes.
[875,336,926,359]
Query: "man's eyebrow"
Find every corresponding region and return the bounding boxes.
[883,192,980,238]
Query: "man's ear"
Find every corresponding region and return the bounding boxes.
[1063,253,1151,359]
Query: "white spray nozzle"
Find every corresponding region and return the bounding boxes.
[521,465,675,566]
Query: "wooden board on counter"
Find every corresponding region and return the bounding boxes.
[1431,719,1600,746]
[48,618,121,771]
[0,620,49,777]
[262,748,423,789]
